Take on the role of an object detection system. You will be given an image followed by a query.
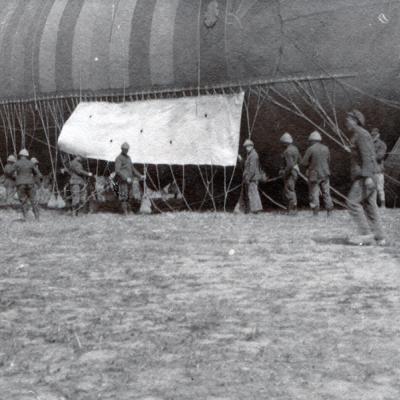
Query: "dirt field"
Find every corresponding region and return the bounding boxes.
[0,208,399,400]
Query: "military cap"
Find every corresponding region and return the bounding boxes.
[308,131,322,141]
[280,132,293,144]
[7,155,16,163]
[19,148,29,157]
[347,109,365,127]
[243,139,254,147]
[31,157,39,164]
[121,142,130,150]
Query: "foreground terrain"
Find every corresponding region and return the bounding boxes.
[0,209,399,400]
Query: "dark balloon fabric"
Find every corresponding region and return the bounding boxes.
[0,0,398,102]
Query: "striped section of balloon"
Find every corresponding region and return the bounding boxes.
[39,0,69,93]
[149,0,181,86]
[109,0,138,90]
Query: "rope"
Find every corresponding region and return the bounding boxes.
[259,188,287,210]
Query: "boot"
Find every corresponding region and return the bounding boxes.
[312,207,319,216]
[327,207,333,217]
[21,206,27,222]
[347,233,375,246]
[288,204,298,216]
[121,202,128,215]
[32,204,40,221]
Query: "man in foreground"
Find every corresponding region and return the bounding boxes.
[114,142,145,215]
[69,155,93,216]
[279,132,301,215]
[13,149,41,221]
[345,110,386,245]
[302,131,334,216]
[242,139,263,213]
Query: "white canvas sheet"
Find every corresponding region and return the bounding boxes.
[58,93,244,166]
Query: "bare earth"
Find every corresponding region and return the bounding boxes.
[0,209,399,400]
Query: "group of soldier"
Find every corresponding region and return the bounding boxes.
[241,109,387,245]
[2,141,144,219]
[2,108,388,245]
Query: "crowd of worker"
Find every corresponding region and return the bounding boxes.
[1,109,388,246]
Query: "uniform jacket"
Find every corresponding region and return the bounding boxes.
[115,153,141,182]
[281,144,301,178]
[373,136,387,173]
[69,158,91,185]
[349,126,377,180]
[13,158,41,186]
[302,142,331,182]
[243,149,262,183]
[4,163,16,186]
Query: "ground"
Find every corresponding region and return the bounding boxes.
[0,208,399,400]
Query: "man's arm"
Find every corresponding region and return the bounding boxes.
[33,166,43,179]
[284,150,296,175]
[376,141,387,163]
[132,165,144,180]
[301,148,311,168]
[72,161,92,178]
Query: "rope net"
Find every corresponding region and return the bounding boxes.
[0,77,399,211]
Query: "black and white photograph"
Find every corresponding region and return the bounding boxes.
[0,1,399,399]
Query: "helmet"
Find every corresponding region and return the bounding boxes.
[7,155,16,163]
[31,157,39,164]
[280,132,293,144]
[19,149,29,157]
[347,109,365,127]
[308,131,322,141]
[121,142,130,150]
[243,139,254,147]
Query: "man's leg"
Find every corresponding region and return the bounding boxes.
[309,181,320,215]
[321,178,334,213]
[248,182,263,213]
[376,173,385,208]
[346,179,371,236]
[119,182,129,215]
[364,188,385,242]
[284,175,297,213]
[79,184,87,213]
[17,185,28,220]
[29,185,40,220]
[71,184,80,216]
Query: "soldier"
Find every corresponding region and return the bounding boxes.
[69,155,93,216]
[4,154,17,204]
[345,110,385,245]
[370,128,387,208]
[114,142,145,215]
[242,139,263,213]
[13,149,41,220]
[279,132,301,214]
[302,131,334,216]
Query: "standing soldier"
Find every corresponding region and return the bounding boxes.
[13,149,41,221]
[4,154,17,204]
[370,128,387,208]
[114,142,144,215]
[302,131,334,216]
[345,110,385,245]
[69,155,93,216]
[279,132,301,214]
[242,139,263,213]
